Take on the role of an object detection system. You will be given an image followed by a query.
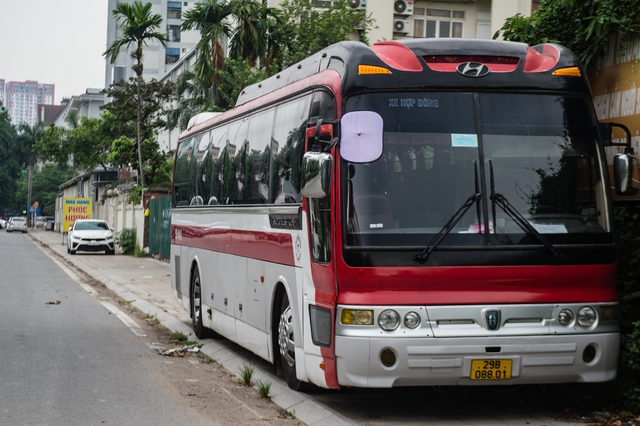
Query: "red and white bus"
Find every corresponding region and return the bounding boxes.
[171,39,635,390]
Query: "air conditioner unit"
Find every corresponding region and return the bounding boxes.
[393,20,412,35]
[347,0,366,10]
[394,0,413,15]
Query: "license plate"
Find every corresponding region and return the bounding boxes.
[470,359,512,380]
[89,240,98,246]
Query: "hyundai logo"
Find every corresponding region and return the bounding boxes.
[457,62,490,77]
[485,310,500,331]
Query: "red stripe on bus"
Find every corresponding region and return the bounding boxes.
[172,225,295,266]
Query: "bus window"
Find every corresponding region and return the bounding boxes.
[271,95,311,203]
[173,137,194,206]
[228,118,249,203]
[209,125,228,205]
[247,109,275,204]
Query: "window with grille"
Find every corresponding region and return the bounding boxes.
[413,8,464,38]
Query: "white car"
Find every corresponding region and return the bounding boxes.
[6,216,28,233]
[67,219,115,255]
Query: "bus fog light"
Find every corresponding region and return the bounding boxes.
[577,307,597,327]
[380,348,397,367]
[583,344,597,363]
[404,312,421,329]
[378,310,400,331]
[558,309,574,326]
[341,309,373,325]
[600,305,620,321]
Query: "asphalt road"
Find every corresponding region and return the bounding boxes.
[0,231,215,425]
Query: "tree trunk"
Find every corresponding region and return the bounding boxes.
[136,70,146,188]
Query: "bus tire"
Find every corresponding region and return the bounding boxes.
[278,293,311,391]
[191,268,206,338]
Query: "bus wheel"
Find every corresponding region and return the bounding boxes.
[191,268,206,338]
[278,293,311,391]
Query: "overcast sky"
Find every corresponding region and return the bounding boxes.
[0,0,109,105]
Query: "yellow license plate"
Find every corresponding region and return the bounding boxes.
[470,359,512,380]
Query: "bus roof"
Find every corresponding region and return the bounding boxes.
[236,38,591,107]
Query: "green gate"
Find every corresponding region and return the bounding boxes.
[148,196,171,259]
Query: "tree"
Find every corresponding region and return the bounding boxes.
[0,102,19,211]
[495,0,640,70]
[15,123,43,224]
[181,0,232,100]
[102,78,174,185]
[278,0,374,67]
[228,0,284,68]
[167,70,217,132]
[15,164,73,217]
[103,1,168,187]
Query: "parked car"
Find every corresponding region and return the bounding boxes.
[0,218,6,229]
[35,216,54,230]
[6,216,28,233]
[67,219,115,255]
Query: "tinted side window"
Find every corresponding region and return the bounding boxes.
[270,96,310,203]
[228,118,250,203]
[247,109,275,203]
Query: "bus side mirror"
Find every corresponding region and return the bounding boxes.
[340,111,383,163]
[301,151,332,198]
[613,153,639,196]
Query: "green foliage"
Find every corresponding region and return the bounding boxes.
[102,78,174,184]
[612,203,640,410]
[171,331,188,342]
[238,363,255,386]
[116,228,138,255]
[256,380,272,399]
[496,0,640,70]
[278,0,375,67]
[214,59,270,110]
[103,0,168,75]
[0,102,20,211]
[15,164,73,216]
[150,156,173,188]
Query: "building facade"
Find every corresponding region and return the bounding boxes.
[104,0,201,88]
[1,80,55,127]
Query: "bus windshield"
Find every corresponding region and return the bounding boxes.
[343,92,612,249]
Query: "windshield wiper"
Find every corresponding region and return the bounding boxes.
[414,193,481,264]
[489,161,564,260]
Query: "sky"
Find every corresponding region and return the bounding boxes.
[0,0,109,105]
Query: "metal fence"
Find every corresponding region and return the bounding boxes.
[148,196,171,259]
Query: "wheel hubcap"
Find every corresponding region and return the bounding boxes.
[192,277,201,325]
[278,305,295,367]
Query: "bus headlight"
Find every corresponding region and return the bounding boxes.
[558,309,574,326]
[577,307,597,327]
[378,309,400,331]
[404,312,421,329]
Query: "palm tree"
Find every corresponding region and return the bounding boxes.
[228,0,283,68]
[103,1,168,187]
[181,0,232,102]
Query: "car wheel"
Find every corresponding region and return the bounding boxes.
[278,292,312,391]
[69,249,76,255]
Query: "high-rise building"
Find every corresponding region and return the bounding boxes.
[104,0,200,87]
[1,80,55,127]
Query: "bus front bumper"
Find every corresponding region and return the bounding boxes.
[334,333,619,388]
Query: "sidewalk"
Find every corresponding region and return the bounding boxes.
[29,230,356,426]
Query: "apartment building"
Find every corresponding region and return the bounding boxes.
[104,0,201,87]
[1,80,55,127]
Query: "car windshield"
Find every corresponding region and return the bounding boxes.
[12,217,26,222]
[75,221,109,231]
[342,92,612,248]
